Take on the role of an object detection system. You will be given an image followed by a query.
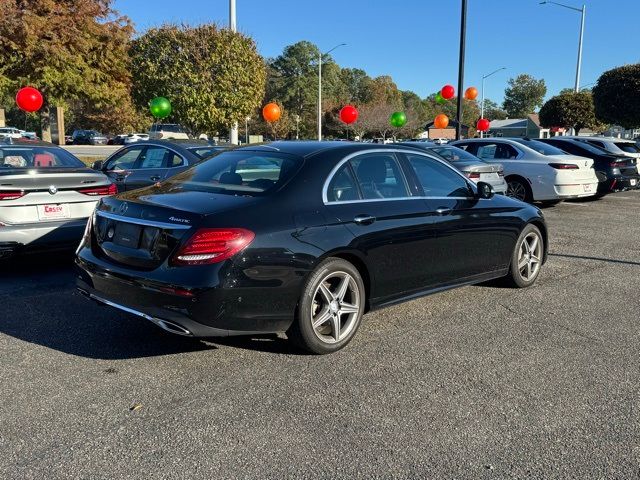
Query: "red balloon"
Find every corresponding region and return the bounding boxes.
[441,84,455,100]
[262,102,281,123]
[434,114,449,129]
[339,105,359,124]
[16,87,43,113]
[476,118,490,132]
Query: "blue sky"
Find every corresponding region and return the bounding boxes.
[114,0,638,104]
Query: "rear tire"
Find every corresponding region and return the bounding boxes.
[288,257,365,354]
[503,224,544,288]
[506,177,533,203]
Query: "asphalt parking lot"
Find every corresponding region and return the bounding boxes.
[1,192,639,479]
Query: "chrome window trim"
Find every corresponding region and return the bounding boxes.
[322,149,476,205]
[96,210,192,229]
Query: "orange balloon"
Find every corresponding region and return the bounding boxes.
[434,114,449,129]
[464,87,478,100]
[262,102,281,123]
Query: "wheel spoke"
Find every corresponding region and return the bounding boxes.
[530,254,541,264]
[318,282,333,303]
[529,236,539,253]
[340,302,359,315]
[312,308,332,328]
[518,256,528,270]
[335,274,350,302]
[330,314,341,341]
[526,262,531,279]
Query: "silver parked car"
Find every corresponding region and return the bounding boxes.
[0,139,115,258]
[398,142,508,194]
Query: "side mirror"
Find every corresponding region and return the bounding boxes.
[476,181,494,199]
[91,160,103,170]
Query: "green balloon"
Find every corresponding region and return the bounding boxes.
[435,92,446,104]
[149,96,172,119]
[389,111,407,128]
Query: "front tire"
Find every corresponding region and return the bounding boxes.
[503,224,544,288]
[288,257,365,354]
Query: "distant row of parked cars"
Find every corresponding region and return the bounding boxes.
[1,134,638,354]
[68,124,191,145]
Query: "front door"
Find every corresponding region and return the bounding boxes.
[124,146,172,191]
[102,145,144,192]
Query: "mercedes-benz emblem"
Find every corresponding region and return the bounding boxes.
[118,202,128,214]
[48,185,57,195]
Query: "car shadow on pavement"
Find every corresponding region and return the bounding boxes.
[0,253,218,360]
[548,252,640,266]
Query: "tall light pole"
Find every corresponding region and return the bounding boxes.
[480,67,506,138]
[455,0,467,140]
[540,1,586,93]
[318,43,346,141]
[245,116,250,144]
[229,0,238,145]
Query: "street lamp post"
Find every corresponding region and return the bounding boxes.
[540,1,586,93]
[480,67,506,138]
[318,43,346,141]
[229,0,239,145]
[295,115,300,140]
[245,116,250,144]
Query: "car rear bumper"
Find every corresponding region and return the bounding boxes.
[609,175,640,191]
[554,182,598,198]
[74,253,295,338]
[0,218,87,256]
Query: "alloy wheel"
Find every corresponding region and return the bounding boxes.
[517,232,542,281]
[506,180,527,201]
[310,271,361,344]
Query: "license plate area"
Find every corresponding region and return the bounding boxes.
[583,184,593,192]
[113,222,143,248]
[631,179,637,186]
[37,204,70,221]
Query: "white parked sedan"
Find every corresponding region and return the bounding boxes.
[123,133,150,144]
[451,138,599,203]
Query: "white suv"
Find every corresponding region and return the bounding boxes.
[566,136,640,160]
[148,124,189,140]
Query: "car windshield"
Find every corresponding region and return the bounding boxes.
[511,139,566,156]
[429,146,478,162]
[161,151,301,196]
[0,146,85,169]
[614,142,640,153]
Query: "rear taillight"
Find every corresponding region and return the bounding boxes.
[465,172,480,179]
[549,163,579,170]
[0,190,25,201]
[77,184,117,196]
[609,162,626,168]
[170,228,255,266]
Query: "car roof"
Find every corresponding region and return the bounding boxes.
[233,141,433,159]
[564,136,634,143]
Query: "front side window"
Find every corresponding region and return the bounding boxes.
[349,153,408,199]
[406,154,471,198]
[104,146,144,171]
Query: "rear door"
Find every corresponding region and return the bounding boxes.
[102,146,144,192]
[401,151,516,282]
[323,151,440,303]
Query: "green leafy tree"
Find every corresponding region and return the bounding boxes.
[0,0,143,138]
[130,24,266,135]
[592,64,640,128]
[482,99,508,120]
[502,74,547,118]
[539,90,601,135]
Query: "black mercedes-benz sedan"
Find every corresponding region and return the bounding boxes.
[76,142,548,354]
[539,137,640,194]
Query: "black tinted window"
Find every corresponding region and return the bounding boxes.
[327,164,360,202]
[614,142,640,153]
[406,154,470,197]
[105,147,144,170]
[349,153,408,199]
[161,151,301,196]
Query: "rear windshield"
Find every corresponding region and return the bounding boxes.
[551,140,606,155]
[162,151,301,196]
[614,142,640,153]
[188,146,227,159]
[511,139,566,156]
[429,146,478,162]
[0,146,85,169]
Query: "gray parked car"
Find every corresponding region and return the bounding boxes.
[0,139,114,258]
[397,142,508,194]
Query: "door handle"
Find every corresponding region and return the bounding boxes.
[435,207,452,215]
[354,214,376,225]
[150,176,161,181]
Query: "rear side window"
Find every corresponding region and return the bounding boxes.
[614,142,640,153]
[406,154,471,198]
[326,164,360,202]
[349,153,408,199]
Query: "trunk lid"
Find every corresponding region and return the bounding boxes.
[93,190,258,269]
